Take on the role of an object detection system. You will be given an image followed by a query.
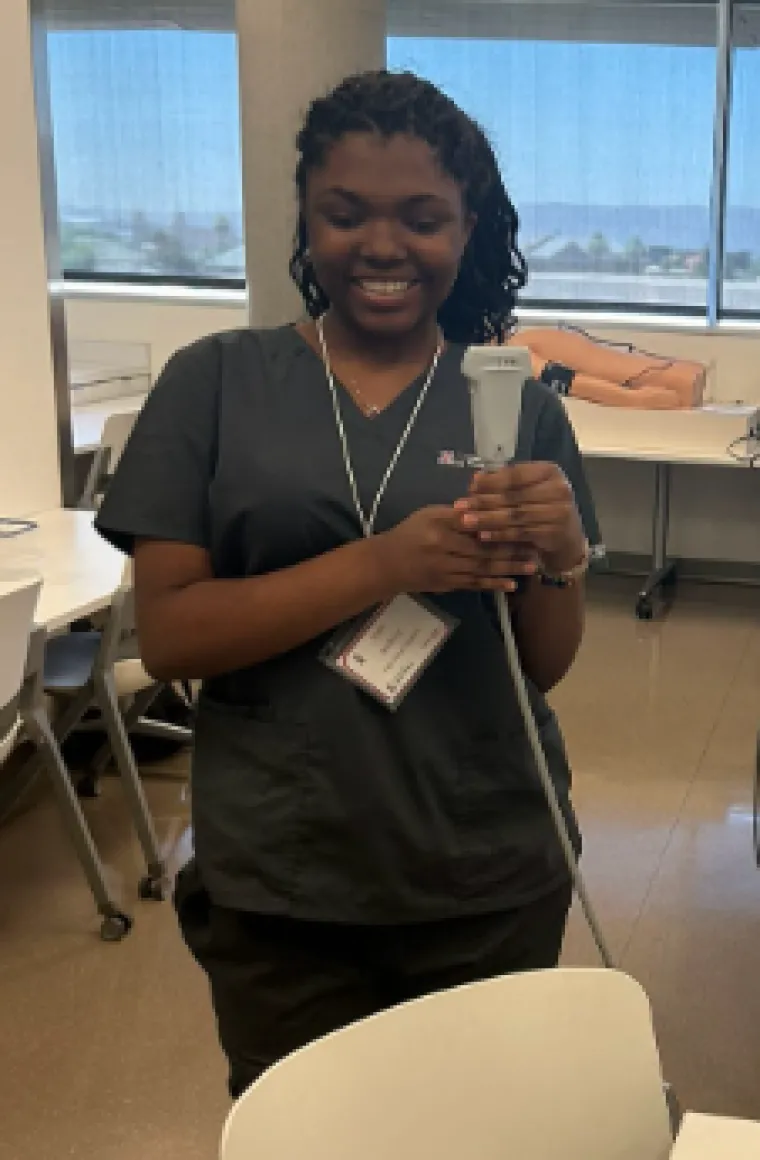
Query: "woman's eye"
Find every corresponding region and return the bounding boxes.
[410,219,441,236]
[328,213,359,230]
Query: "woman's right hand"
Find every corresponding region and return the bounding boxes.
[376,506,538,596]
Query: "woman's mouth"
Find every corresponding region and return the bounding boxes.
[351,278,420,307]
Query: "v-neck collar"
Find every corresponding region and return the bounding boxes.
[290,324,454,425]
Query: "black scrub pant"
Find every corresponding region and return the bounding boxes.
[175,859,572,1100]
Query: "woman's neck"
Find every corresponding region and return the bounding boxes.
[321,310,441,370]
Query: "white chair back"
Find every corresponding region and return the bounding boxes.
[101,410,139,474]
[221,968,672,1160]
[0,574,41,711]
[80,408,140,507]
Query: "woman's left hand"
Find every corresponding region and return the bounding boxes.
[455,462,586,573]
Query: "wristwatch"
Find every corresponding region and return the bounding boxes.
[539,539,591,588]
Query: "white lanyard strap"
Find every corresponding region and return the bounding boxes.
[317,315,443,538]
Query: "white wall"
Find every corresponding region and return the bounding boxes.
[64,297,248,380]
[0,2,62,517]
[62,295,760,564]
[64,297,760,403]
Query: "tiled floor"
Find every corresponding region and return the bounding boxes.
[1,577,759,1158]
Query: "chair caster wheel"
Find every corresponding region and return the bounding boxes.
[138,874,167,902]
[100,912,133,942]
[77,773,100,799]
[636,597,653,621]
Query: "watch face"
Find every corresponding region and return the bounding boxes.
[539,540,590,587]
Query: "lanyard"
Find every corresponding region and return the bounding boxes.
[316,315,443,538]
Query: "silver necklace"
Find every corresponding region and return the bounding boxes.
[316,316,441,419]
[316,314,444,538]
[340,376,382,419]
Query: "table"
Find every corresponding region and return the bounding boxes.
[564,398,758,619]
[0,507,124,632]
[71,392,147,457]
[670,1112,760,1157]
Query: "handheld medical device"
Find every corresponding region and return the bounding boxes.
[464,345,614,968]
[462,345,531,467]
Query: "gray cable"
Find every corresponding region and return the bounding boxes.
[494,589,616,969]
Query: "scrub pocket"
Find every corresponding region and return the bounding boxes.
[190,695,315,908]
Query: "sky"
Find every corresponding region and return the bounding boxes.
[46,29,760,231]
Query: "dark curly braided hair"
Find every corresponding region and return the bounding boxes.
[289,70,526,345]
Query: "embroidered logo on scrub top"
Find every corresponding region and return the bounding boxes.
[437,450,483,469]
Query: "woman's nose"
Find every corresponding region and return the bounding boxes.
[359,219,406,264]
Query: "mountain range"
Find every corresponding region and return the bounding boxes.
[518,203,760,254]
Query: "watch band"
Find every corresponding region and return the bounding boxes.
[539,539,591,588]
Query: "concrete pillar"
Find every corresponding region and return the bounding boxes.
[236,0,386,328]
[0,2,69,514]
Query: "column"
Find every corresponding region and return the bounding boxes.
[236,0,386,328]
[0,1,69,515]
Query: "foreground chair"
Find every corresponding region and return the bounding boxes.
[221,967,673,1160]
[0,575,41,764]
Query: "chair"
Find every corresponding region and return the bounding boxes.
[0,575,42,763]
[220,968,673,1160]
[79,408,140,508]
[41,564,172,900]
[78,404,193,753]
[1,574,132,940]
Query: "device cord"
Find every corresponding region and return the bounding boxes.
[494,590,616,969]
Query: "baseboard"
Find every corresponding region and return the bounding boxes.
[600,552,760,587]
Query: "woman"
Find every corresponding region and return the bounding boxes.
[97,70,600,1098]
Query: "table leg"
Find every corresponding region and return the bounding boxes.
[18,631,132,942]
[93,668,169,900]
[81,684,164,795]
[635,462,678,620]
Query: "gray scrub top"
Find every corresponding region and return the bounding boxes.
[96,325,601,923]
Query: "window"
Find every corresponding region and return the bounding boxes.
[388,2,718,313]
[46,3,244,284]
[41,1,760,317]
[723,3,760,315]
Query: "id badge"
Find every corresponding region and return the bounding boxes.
[321,594,458,711]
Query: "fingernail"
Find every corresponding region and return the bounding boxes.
[479,530,492,542]
[462,514,478,529]
[454,499,470,511]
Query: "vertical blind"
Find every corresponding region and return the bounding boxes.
[44,0,243,282]
[388,1,719,311]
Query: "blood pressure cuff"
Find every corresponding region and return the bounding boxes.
[540,361,575,397]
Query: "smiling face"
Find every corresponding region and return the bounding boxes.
[303,132,474,341]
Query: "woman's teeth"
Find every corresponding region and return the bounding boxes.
[358,280,413,295]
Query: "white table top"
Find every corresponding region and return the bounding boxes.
[0,508,123,633]
[670,1112,760,1157]
[71,393,147,456]
[564,398,756,467]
